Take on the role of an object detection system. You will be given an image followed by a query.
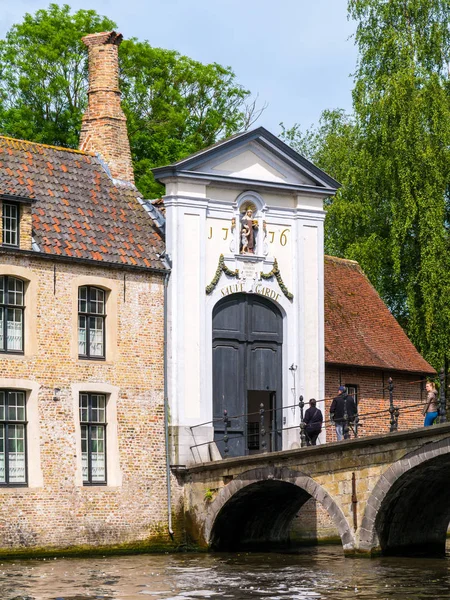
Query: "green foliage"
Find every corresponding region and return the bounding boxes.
[280,109,357,185]
[120,39,251,197]
[282,1,450,368]
[0,4,116,148]
[204,488,214,502]
[0,4,255,197]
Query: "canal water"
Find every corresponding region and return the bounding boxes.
[2,545,450,600]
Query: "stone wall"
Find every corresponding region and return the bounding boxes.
[0,254,180,555]
[291,365,427,545]
[185,425,450,555]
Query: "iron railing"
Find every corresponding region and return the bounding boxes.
[189,376,447,461]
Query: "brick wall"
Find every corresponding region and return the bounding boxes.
[79,32,134,184]
[0,201,32,251]
[290,498,339,543]
[0,254,180,554]
[19,204,32,251]
[324,365,425,442]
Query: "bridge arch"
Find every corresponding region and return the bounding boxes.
[204,466,354,552]
[359,437,450,557]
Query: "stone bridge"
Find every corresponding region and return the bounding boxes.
[182,423,450,557]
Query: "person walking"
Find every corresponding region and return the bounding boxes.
[303,398,323,446]
[423,380,439,427]
[330,385,357,441]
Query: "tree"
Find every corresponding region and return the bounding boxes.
[119,40,257,197]
[282,1,450,369]
[0,4,260,197]
[350,0,450,369]
[0,4,116,148]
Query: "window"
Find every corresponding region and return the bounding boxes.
[0,276,24,353]
[0,390,27,485]
[2,203,19,247]
[78,286,105,359]
[346,384,358,405]
[79,393,107,485]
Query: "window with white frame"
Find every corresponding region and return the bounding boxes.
[78,286,105,359]
[0,276,24,353]
[79,392,107,485]
[2,203,19,247]
[0,390,27,485]
[345,384,358,405]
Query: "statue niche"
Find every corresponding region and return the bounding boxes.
[240,205,258,254]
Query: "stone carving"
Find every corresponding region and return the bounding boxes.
[206,254,240,295]
[263,220,269,256]
[229,217,236,253]
[240,208,258,254]
[260,258,294,300]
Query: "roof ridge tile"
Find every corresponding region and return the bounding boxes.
[0,136,95,156]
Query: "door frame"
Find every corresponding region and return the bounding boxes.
[212,293,283,456]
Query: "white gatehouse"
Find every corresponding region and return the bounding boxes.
[153,127,339,464]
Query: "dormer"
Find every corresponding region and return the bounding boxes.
[0,193,35,251]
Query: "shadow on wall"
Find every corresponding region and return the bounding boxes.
[210,480,310,551]
[209,479,340,552]
[373,453,450,557]
[290,498,340,545]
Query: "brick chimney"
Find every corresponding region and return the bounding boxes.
[79,31,134,185]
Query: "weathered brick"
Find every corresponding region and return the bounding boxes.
[0,254,179,553]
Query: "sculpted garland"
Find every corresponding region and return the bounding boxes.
[206,254,293,300]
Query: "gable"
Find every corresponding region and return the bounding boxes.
[192,142,316,186]
[153,127,340,192]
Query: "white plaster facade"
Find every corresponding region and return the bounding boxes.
[154,128,339,465]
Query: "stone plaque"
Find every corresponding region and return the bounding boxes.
[240,261,257,281]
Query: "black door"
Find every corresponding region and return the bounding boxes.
[212,293,283,457]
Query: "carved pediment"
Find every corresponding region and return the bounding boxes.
[195,143,316,186]
[153,127,340,193]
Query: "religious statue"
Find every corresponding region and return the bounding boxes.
[241,222,250,253]
[240,209,258,254]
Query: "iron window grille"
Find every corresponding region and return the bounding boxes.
[78,286,106,359]
[0,276,24,354]
[2,202,19,247]
[79,393,107,485]
[0,390,27,486]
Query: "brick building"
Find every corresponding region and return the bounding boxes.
[0,29,435,555]
[0,32,179,555]
[324,255,435,441]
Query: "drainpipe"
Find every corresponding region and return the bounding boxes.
[163,271,174,539]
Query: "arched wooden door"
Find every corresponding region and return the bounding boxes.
[212,293,283,457]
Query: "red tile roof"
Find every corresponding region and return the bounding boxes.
[324,255,435,374]
[0,136,165,270]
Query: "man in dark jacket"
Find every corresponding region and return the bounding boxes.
[329,386,357,441]
[303,398,323,446]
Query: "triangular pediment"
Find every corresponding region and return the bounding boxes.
[193,142,316,186]
[152,127,340,192]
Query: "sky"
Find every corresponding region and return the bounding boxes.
[0,0,358,135]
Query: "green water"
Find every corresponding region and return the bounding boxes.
[1,546,450,599]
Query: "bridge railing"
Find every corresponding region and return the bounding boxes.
[189,376,447,461]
